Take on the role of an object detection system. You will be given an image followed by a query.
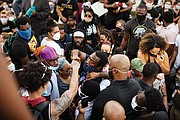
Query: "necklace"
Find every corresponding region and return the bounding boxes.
[136,18,147,26]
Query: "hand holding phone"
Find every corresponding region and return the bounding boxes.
[81,96,89,108]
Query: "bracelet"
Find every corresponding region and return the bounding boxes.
[163,94,167,97]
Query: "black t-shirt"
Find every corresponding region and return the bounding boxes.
[55,34,71,49]
[125,18,155,59]
[77,21,98,48]
[64,24,76,38]
[91,79,142,120]
[11,34,38,70]
[133,111,169,120]
[64,42,94,63]
[147,7,159,21]
[57,0,78,18]
[0,20,15,34]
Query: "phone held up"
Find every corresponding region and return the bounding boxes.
[81,96,89,108]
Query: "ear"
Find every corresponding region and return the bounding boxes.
[114,68,119,74]
[58,69,63,74]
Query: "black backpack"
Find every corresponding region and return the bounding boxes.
[3,33,17,62]
[29,101,50,120]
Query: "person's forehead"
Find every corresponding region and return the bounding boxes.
[165,2,171,5]
[59,29,65,33]
[101,44,111,50]
[85,11,93,15]
[136,8,147,13]
[177,3,180,5]
[145,0,153,3]
[52,26,59,33]
[20,23,30,29]
[68,18,75,21]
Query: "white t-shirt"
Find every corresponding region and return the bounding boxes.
[41,37,64,56]
[174,34,180,68]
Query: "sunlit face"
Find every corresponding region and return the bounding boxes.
[101,44,111,53]
[86,52,100,68]
[149,47,160,56]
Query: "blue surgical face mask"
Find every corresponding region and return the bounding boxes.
[50,5,54,10]
[49,66,59,71]
[18,27,32,40]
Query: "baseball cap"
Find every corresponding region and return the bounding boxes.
[131,58,144,72]
[41,46,58,60]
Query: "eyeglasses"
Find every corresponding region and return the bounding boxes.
[84,14,92,18]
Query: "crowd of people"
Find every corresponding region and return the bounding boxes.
[0,0,180,120]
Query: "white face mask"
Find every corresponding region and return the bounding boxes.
[1,18,8,24]
[165,4,172,9]
[176,5,180,10]
[146,3,153,9]
[7,62,15,72]
[53,32,60,40]
[9,16,15,21]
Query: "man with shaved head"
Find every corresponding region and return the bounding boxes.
[103,100,126,120]
[91,54,142,120]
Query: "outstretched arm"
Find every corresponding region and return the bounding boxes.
[51,60,80,118]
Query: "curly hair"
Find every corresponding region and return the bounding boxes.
[18,62,52,93]
[139,33,169,54]
[144,88,163,112]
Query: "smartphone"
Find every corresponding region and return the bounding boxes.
[81,96,89,108]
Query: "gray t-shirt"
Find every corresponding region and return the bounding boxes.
[125,18,155,58]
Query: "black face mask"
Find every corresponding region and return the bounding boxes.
[136,14,147,23]
[148,52,157,57]
[108,70,114,80]
[116,27,123,32]
[106,53,110,57]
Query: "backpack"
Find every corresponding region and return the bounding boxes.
[29,101,50,120]
[3,33,16,62]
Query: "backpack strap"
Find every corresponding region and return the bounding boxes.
[33,101,50,119]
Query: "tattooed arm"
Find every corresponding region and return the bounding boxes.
[50,60,80,119]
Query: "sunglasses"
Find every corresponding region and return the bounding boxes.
[84,14,92,18]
